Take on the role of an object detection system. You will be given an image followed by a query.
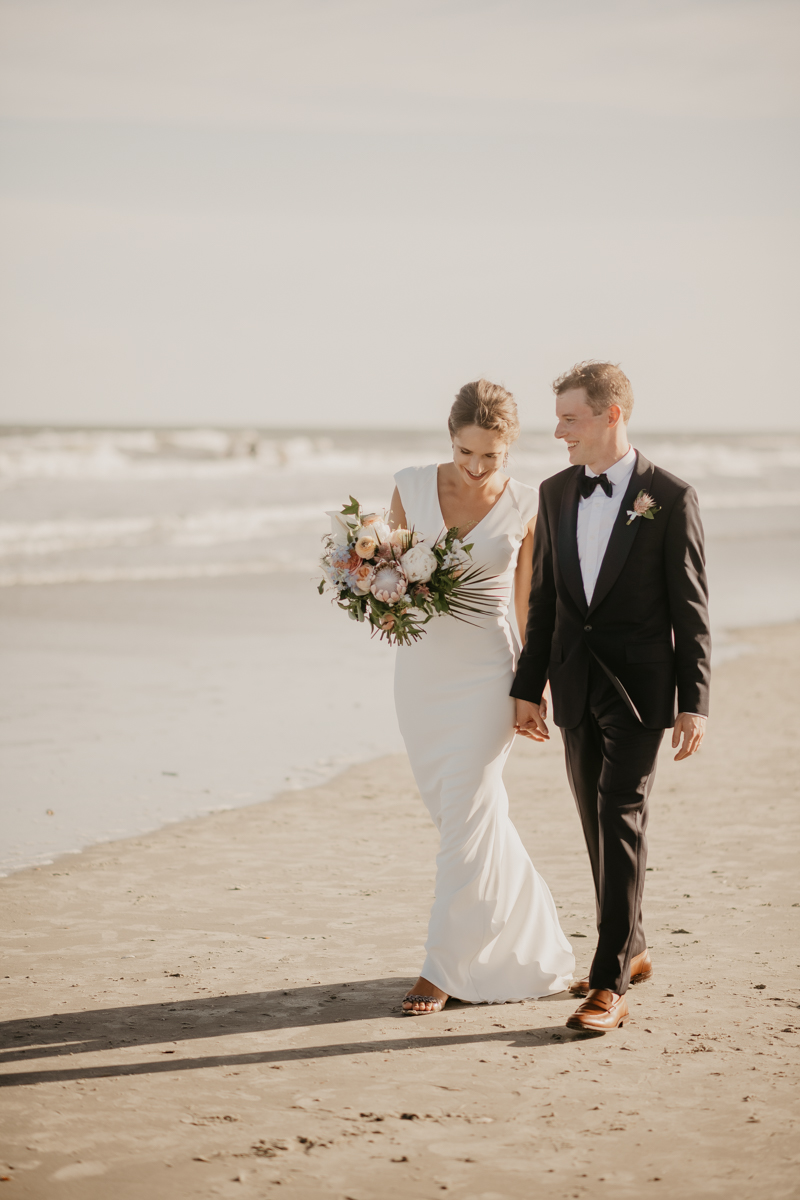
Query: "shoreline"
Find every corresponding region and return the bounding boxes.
[0,572,402,878]
[0,559,785,878]
[1,621,799,1198]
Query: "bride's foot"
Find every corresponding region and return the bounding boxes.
[401,977,449,1015]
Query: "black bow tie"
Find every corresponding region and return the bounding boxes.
[580,472,613,499]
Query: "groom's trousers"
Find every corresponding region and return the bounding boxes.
[561,658,664,995]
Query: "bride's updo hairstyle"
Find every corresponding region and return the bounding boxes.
[448,379,521,445]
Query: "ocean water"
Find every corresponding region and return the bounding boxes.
[1,426,799,600]
[1,426,798,874]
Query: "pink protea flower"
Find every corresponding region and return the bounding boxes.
[379,613,395,631]
[626,490,661,525]
[370,561,408,604]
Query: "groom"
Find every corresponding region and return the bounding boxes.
[511,361,710,1032]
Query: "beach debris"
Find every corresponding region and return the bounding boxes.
[754,984,766,990]
[390,1156,409,1163]
[400,1113,418,1120]
[185,1115,239,1127]
[297,1137,321,1152]
[671,929,692,934]
[46,809,54,816]
[251,1140,291,1158]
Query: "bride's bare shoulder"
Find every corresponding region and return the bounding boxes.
[435,461,457,490]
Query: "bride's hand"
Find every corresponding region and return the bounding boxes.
[514,698,549,742]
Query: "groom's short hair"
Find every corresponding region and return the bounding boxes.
[553,361,634,423]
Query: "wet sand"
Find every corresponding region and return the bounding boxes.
[1,623,799,1200]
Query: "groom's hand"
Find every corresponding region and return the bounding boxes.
[672,713,706,761]
[515,698,550,742]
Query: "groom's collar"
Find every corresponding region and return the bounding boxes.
[585,444,637,486]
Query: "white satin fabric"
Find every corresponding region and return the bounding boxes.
[393,464,575,1003]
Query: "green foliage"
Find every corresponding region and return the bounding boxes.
[319,501,498,646]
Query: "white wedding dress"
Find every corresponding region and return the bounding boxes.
[394,464,575,1003]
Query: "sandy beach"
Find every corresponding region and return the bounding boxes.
[1,620,799,1200]
[3,0,799,1192]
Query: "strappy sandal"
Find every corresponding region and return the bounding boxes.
[401,993,448,1016]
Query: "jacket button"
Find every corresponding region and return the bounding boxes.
[584,624,592,631]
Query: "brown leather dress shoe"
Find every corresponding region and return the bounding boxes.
[566,988,629,1032]
[568,948,653,997]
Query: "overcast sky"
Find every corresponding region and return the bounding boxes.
[1,0,798,430]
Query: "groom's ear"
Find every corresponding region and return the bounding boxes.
[606,403,623,427]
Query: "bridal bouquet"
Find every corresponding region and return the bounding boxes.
[318,496,497,646]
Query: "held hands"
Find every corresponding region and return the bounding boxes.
[514,697,550,742]
[515,699,705,755]
[672,712,706,761]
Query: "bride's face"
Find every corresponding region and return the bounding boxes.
[451,425,509,487]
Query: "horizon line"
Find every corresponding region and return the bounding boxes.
[1,423,798,438]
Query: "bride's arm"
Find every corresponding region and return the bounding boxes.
[513,518,536,647]
[387,487,407,531]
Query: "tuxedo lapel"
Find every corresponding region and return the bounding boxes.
[587,451,655,617]
[557,467,588,615]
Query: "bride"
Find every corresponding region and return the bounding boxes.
[389,379,574,1015]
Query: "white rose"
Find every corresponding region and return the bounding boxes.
[401,541,438,583]
[360,515,391,544]
[326,510,351,547]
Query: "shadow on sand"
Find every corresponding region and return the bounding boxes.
[0,976,589,1087]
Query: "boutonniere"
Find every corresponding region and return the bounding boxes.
[626,490,660,525]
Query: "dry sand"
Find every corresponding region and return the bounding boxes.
[1,623,799,1200]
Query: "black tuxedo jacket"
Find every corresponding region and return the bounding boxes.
[510,451,711,730]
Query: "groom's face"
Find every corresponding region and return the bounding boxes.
[555,388,617,468]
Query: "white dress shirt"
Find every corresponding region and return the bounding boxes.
[577,446,703,718]
[577,445,637,605]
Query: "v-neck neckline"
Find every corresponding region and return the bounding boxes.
[434,464,511,540]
